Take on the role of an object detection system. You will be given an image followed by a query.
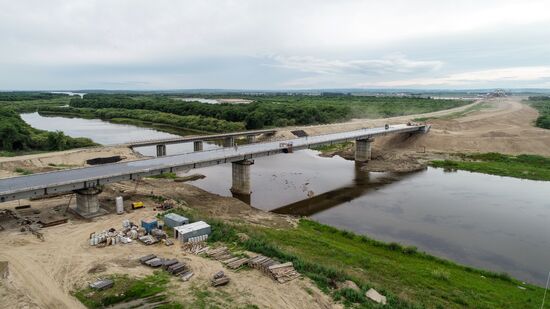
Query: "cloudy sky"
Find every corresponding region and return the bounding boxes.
[1,0,550,90]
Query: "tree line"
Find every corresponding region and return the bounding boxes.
[70,94,468,129]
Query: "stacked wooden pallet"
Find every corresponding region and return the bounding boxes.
[248,256,300,283]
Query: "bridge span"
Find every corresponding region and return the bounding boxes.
[125,129,277,156]
[0,124,429,217]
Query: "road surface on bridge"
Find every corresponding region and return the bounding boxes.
[0,124,427,202]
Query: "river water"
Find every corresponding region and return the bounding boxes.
[21,112,550,285]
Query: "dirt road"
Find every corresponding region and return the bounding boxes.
[279,96,550,156]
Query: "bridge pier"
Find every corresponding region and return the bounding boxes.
[224,137,235,147]
[230,159,254,195]
[72,187,105,218]
[355,138,373,162]
[156,144,167,157]
[246,135,256,143]
[193,140,203,152]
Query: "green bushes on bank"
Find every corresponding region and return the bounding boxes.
[0,107,96,154]
[527,96,550,129]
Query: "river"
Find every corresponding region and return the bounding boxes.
[21,112,550,285]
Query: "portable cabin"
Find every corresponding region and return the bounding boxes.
[174,221,211,243]
[163,213,189,228]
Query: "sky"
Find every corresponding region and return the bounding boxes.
[1,0,550,90]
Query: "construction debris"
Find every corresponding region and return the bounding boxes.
[365,288,387,305]
[21,224,44,241]
[139,235,158,245]
[89,219,174,247]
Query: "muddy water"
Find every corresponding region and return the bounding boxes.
[187,151,550,285]
[21,113,550,285]
[20,112,220,156]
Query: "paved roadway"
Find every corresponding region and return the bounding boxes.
[0,124,427,202]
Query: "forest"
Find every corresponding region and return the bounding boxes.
[69,94,470,129]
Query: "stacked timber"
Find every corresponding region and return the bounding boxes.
[207,247,251,269]
[206,247,232,260]
[268,262,300,283]
[182,242,209,254]
[248,256,300,283]
[211,270,230,287]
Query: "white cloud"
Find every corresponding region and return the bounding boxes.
[1,0,550,89]
[359,66,550,87]
[269,54,443,75]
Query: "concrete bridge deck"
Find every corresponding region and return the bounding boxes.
[0,124,428,202]
[126,128,276,148]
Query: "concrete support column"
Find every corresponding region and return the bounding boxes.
[223,136,235,147]
[156,144,167,157]
[74,187,102,217]
[246,135,256,144]
[193,140,203,152]
[355,138,373,162]
[230,159,254,195]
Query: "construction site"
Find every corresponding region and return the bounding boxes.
[1,96,550,308]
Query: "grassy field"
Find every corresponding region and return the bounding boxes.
[72,271,179,308]
[156,206,548,309]
[430,153,550,181]
[526,96,550,129]
[73,270,261,308]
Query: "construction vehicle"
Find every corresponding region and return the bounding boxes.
[131,201,144,210]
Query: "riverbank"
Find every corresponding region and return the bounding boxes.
[430,153,550,181]
[99,180,550,307]
[1,176,546,308]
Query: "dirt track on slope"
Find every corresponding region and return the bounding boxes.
[280,96,550,157]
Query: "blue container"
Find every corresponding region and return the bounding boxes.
[141,218,158,234]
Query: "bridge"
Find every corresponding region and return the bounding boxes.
[0,124,429,217]
[125,129,277,156]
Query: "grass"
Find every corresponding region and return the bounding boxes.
[202,218,548,308]
[148,172,179,179]
[312,141,353,153]
[430,153,550,181]
[14,167,33,175]
[72,271,174,308]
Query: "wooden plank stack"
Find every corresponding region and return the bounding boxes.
[182,242,209,254]
[248,256,300,283]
